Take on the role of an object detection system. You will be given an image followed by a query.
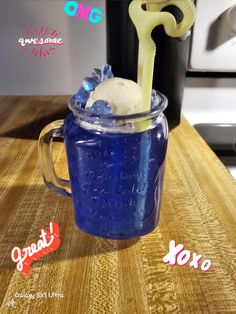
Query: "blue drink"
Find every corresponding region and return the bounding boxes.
[63,107,168,239]
[38,90,168,240]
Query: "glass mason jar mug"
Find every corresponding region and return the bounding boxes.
[38,92,168,240]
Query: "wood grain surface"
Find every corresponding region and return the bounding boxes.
[0,96,235,314]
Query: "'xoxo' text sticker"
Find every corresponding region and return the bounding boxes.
[163,240,212,272]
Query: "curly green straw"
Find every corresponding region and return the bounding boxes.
[129,0,196,112]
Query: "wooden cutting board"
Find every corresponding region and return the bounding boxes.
[0,96,235,313]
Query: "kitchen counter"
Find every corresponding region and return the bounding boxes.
[0,96,236,313]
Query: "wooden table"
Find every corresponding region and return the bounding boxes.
[0,96,236,313]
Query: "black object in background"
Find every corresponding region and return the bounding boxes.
[106,0,190,130]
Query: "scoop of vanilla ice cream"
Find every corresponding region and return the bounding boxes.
[86,77,143,115]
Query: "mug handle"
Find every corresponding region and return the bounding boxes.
[38,120,72,197]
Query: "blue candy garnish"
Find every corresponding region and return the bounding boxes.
[75,85,90,105]
[151,89,161,109]
[83,77,99,92]
[92,68,102,81]
[101,64,114,81]
[90,100,112,115]
[70,65,115,116]
[69,94,83,111]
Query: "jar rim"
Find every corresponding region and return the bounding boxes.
[68,90,168,122]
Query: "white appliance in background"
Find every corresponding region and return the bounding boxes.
[182,0,236,179]
[189,0,236,72]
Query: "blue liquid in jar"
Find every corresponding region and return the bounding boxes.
[63,114,168,240]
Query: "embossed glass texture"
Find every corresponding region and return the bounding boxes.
[38,92,168,239]
[63,92,168,239]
